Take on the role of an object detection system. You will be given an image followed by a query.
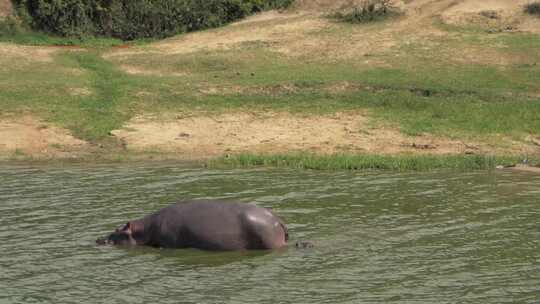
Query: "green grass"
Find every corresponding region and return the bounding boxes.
[208,153,524,171]
[117,44,540,137]
[0,50,152,141]
[1,15,540,151]
[2,43,540,142]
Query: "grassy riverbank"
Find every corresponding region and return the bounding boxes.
[209,154,529,171]
[1,0,539,168]
[4,150,537,172]
[2,29,539,140]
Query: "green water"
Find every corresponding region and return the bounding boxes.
[0,163,538,303]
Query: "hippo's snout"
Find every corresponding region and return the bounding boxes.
[96,237,110,245]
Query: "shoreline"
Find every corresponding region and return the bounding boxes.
[2,150,538,172]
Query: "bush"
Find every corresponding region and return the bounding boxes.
[0,17,20,36]
[525,1,540,16]
[10,0,294,40]
[330,0,397,24]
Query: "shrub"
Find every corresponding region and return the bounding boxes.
[525,1,540,16]
[0,17,20,36]
[330,0,397,24]
[10,0,294,40]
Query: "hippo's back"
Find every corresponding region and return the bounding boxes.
[150,200,286,250]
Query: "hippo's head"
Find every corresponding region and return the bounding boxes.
[96,222,142,246]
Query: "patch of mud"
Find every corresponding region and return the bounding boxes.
[0,116,88,159]
[110,112,527,159]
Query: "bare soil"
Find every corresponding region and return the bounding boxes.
[110,112,535,159]
[0,43,58,65]
[0,116,88,160]
[0,112,535,160]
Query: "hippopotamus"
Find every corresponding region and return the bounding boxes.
[97,200,288,251]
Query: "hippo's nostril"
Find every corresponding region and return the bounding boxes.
[96,237,108,245]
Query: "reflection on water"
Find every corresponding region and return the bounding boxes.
[0,163,539,303]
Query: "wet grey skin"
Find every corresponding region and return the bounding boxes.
[97,200,290,251]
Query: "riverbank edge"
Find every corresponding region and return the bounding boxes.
[2,151,538,172]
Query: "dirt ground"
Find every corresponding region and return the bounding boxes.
[0,116,88,160]
[109,112,537,159]
[0,111,536,160]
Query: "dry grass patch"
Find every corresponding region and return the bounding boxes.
[439,0,540,33]
[109,111,529,159]
[120,65,188,77]
[0,115,88,159]
[0,43,58,64]
[152,14,327,56]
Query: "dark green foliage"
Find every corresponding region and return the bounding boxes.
[0,16,125,46]
[525,1,540,16]
[0,17,20,36]
[10,0,294,40]
[331,0,397,24]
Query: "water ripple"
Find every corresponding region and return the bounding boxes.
[0,163,539,303]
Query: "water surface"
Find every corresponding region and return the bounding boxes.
[1,163,539,303]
